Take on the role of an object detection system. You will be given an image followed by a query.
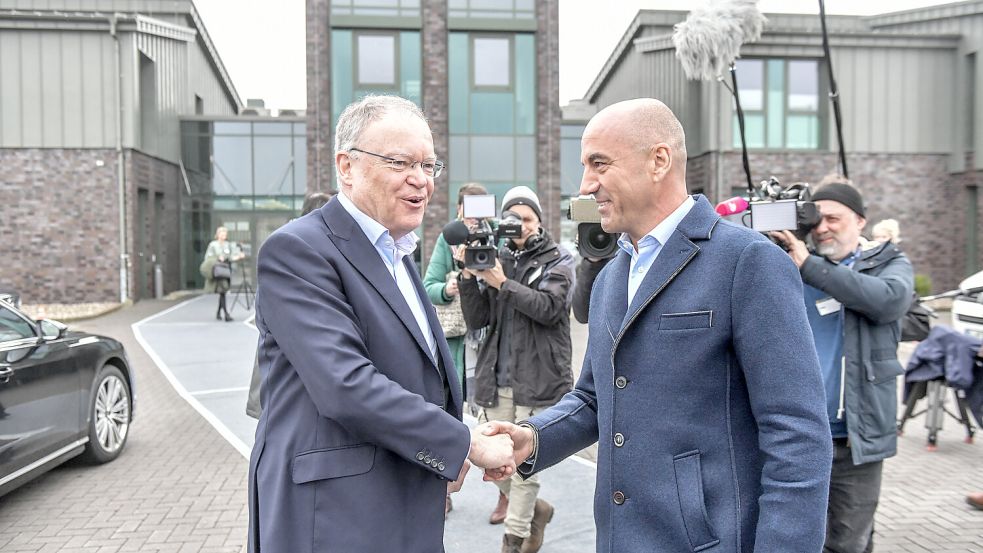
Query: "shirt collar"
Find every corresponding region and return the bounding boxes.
[616,195,696,257]
[337,191,419,256]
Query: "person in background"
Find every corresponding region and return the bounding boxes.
[246,191,334,420]
[423,182,498,520]
[201,226,244,322]
[872,218,901,245]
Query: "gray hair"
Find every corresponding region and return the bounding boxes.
[334,94,428,153]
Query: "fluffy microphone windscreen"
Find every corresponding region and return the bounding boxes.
[672,0,767,81]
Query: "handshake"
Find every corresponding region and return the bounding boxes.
[448,421,537,494]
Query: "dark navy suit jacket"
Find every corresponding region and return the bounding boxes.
[524,196,832,553]
[248,197,470,553]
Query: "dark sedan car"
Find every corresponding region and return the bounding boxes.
[0,298,134,497]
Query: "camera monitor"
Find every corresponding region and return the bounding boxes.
[750,199,798,232]
[462,194,497,219]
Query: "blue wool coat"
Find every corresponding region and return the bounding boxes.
[523,196,832,553]
[248,198,471,553]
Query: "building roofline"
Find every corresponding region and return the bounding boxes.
[186,1,243,112]
[867,0,983,28]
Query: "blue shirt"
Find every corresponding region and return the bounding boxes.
[802,249,858,438]
[616,196,696,307]
[337,192,437,363]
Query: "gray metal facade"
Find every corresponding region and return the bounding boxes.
[0,0,240,162]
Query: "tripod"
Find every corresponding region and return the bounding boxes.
[230,261,255,313]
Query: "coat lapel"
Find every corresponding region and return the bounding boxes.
[604,252,631,339]
[405,256,463,409]
[619,195,719,333]
[321,200,437,366]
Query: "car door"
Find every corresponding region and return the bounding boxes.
[0,304,81,481]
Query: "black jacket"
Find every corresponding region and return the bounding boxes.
[459,231,575,407]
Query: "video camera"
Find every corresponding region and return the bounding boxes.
[567,195,618,260]
[716,177,821,240]
[441,194,522,270]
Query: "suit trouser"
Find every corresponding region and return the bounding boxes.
[824,439,882,553]
[479,386,544,539]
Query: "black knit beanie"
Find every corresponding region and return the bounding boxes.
[811,182,865,218]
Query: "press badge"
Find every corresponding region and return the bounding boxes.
[815,297,842,316]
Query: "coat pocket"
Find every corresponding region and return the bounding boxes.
[292,443,376,484]
[866,348,903,383]
[672,450,720,552]
[660,311,713,331]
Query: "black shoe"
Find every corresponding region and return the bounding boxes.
[224,313,234,322]
[216,312,222,320]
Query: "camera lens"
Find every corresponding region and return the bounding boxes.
[474,251,489,265]
[588,229,613,251]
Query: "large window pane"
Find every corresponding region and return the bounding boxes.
[735,59,764,110]
[788,60,819,111]
[473,37,510,88]
[734,113,765,149]
[357,34,396,86]
[212,136,252,195]
[294,136,307,194]
[515,33,535,135]
[255,136,294,196]
[471,92,514,134]
[471,136,514,181]
[766,59,785,149]
[786,115,819,149]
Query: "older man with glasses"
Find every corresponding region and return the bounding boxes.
[247,94,515,553]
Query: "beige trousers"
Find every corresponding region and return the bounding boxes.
[479,386,544,539]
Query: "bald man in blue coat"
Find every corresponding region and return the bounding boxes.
[486,99,832,553]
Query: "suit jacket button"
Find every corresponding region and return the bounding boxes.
[416,452,425,461]
[437,462,446,471]
[430,459,439,468]
[424,455,432,463]
[613,491,626,505]
[614,433,625,447]
[615,376,627,389]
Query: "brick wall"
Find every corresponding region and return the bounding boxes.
[536,0,562,239]
[421,0,449,268]
[0,148,120,304]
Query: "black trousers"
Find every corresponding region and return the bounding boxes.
[824,439,882,553]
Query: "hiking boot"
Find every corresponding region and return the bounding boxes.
[489,491,509,524]
[520,499,554,553]
[501,533,524,553]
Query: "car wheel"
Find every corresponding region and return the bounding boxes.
[80,365,131,464]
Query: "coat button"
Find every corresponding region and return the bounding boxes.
[424,455,432,463]
[615,376,627,389]
[613,491,626,505]
[416,452,425,461]
[431,459,439,468]
[437,462,446,471]
[614,433,625,447]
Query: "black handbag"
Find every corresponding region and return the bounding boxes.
[212,261,232,281]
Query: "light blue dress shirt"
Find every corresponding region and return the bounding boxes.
[337,193,437,362]
[616,196,696,307]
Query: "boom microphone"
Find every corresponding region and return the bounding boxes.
[672,0,766,81]
[441,220,470,246]
[714,197,749,216]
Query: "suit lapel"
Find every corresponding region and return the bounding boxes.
[322,200,437,366]
[604,252,630,338]
[405,257,463,409]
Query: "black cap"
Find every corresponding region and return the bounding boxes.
[811,182,865,218]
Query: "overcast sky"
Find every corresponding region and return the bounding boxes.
[192,0,955,111]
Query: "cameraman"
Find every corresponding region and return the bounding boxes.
[458,185,574,553]
[771,181,913,553]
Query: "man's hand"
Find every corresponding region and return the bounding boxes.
[472,259,507,289]
[468,425,516,479]
[447,459,470,494]
[480,420,536,475]
[769,230,810,268]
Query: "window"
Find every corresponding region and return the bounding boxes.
[357,33,397,87]
[734,58,821,149]
[0,306,35,343]
[473,36,511,88]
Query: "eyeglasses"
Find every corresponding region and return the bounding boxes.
[349,148,445,178]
